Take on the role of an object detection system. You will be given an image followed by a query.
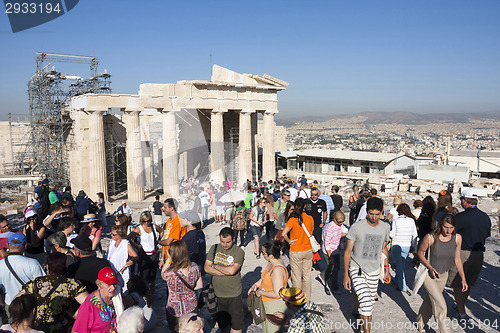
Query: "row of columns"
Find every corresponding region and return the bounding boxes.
[83,108,276,201]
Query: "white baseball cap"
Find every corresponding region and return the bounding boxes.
[458,188,479,199]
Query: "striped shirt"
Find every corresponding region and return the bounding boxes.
[389,216,418,247]
[322,221,342,254]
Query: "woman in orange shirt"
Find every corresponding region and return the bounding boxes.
[282,198,314,300]
[248,240,288,333]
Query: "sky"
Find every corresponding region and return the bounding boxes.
[0,0,499,120]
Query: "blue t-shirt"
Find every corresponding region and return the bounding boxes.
[153,201,163,215]
[181,230,206,274]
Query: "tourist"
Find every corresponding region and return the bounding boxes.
[248,198,267,258]
[386,197,402,223]
[22,210,48,265]
[79,214,103,256]
[318,186,334,224]
[107,225,138,292]
[389,203,417,294]
[330,185,343,213]
[354,191,372,224]
[0,233,45,308]
[348,185,360,225]
[276,287,325,333]
[416,214,467,332]
[343,197,390,333]
[162,241,202,332]
[20,252,88,333]
[46,231,77,266]
[412,199,423,220]
[214,187,226,224]
[66,235,111,293]
[122,276,156,332]
[0,294,43,333]
[231,201,248,247]
[178,313,204,333]
[282,198,314,300]
[72,267,120,333]
[264,194,275,240]
[113,201,133,217]
[248,240,288,333]
[61,186,75,206]
[115,213,134,235]
[433,191,454,229]
[152,195,164,226]
[74,190,89,222]
[57,217,78,248]
[416,196,436,247]
[95,192,107,228]
[179,210,206,274]
[159,198,186,268]
[198,187,211,225]
[448,188,491,322]
[131,211,161,293]
[321,211,347,295]
[117,306,144,333]
[204,227,245,333]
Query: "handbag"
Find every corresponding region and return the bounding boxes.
[247,291,266,325]
[412,237,431,295]
[301,222,320,253]
[201,245,218,314]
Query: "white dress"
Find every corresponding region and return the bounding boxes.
[107,239,131,292]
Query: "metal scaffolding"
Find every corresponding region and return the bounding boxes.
[11,52,111,184]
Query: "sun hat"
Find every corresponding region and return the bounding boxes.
[71,235,92,252]
[81,213,99,223]
[25,210,38,219]
[98,267,119,285]
[279,287,306,306]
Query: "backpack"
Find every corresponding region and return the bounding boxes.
[232,209,248,231]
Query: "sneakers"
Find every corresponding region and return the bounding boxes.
[452,313,471,322]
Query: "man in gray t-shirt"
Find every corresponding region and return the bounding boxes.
[343,197,390,333]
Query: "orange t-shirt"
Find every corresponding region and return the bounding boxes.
[260,262,289,303]
[162,215,187,259]
[285,213,314,252]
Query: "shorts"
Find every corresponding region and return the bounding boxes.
[215,293,245,331]
[447,250,483,287]
[153,214,163,225]
[250,225,263,238]
[216,206,225,216]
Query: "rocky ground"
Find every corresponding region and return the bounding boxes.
[1,187,499,333]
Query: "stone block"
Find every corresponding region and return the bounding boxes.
[410,186,418,193]
[430,184,445,193]
[6,209,18,215]
[399,183,410,192]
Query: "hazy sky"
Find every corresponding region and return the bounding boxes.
[1,0,499,120]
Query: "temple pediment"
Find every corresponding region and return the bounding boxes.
[209,65,288,90]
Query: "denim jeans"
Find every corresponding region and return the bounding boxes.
[392,245,410,291]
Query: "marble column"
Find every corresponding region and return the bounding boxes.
[210,110,225,187]
[239,110,253,184]
[262,111,276,182]
[123,110,145,201]
[87,110,108,200]
[163,110,179,197]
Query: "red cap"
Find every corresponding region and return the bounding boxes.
[98,267,119,285]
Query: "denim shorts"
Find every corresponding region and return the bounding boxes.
[250,225,263,238]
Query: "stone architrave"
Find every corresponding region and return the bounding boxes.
[163,110,179,197]
[262,111,276,181]
[87,110,108,199]
[123,110,145,201]
[210,110,226,187]
[239,110,253,184]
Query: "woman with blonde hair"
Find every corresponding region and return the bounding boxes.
[106,225,138,292]
[248,198,268,258]
[161,241,202,332]
[177,313,204,333]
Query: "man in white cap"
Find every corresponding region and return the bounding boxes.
[448,188,491,322]
[113,201,133,217]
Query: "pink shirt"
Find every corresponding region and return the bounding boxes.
[322,222,342,254]
[72,292,117,333]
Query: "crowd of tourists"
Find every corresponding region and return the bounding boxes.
[0,176,492,333]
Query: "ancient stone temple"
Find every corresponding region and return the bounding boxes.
[68,65,288,200]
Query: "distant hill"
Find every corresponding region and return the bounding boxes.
[276,111,500,126]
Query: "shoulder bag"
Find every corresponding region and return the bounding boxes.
[300,222,321,253]
[4,256,26,285]
[412,236,431,295]
[201,245,218,314]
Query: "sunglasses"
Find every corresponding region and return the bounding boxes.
[27,217,37,221]
[111,233,118,236]
[187,315,199,323]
